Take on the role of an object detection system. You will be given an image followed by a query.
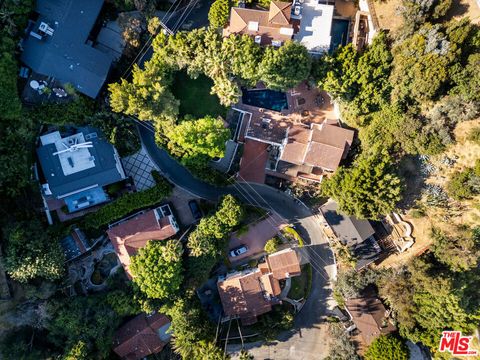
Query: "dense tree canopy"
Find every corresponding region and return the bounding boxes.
[321,150,403,219]
[259,41,312,90]
[167,116,230,159]
[431,227,480,272]
[208,0,231,28]
[365,335,409,360]
[379,257,480,351]
[3,220,64,283]
[47,295,121,358]
[130,240,184,300]
[187,195,243,287]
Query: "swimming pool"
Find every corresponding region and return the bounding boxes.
[242,89,288,112]
[330,19,350,53]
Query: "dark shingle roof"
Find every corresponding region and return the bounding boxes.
[321,200,380,269]
[36,126,125,198]
[21,0,112,98]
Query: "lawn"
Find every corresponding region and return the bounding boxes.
[288,264,312,300]
[171,71,227,119]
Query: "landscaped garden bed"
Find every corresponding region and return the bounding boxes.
[288,263,312,300]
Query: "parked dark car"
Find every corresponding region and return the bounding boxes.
[188,200,202,221]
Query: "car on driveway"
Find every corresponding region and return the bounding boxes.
[229,245,248,257]
[188,200,202,221]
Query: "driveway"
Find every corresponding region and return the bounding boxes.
[228,213,288,263]
[138,125,337,359]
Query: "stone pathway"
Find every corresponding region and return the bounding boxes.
[122,148,157,191]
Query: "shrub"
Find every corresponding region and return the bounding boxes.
[365,334,409,360]
[264,237,282,254]
[84,178,172,229]
[446,169,477,200]
[468,127,480,144]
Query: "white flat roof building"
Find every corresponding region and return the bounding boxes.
[294,1,334,54]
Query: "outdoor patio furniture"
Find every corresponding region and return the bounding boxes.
[53,88,68,97]
[30,80,40,89]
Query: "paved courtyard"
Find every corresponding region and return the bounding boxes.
[228,212,288,263]
[122,148,157,191]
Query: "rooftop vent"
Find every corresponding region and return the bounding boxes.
[248,21,259,31]
[38,22,54,36]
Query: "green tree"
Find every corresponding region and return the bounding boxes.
[165,298,216,359]
[379,257,480,351]
[467,126,480,144]
[325,322,359,360]
[446,168,479,200]
[47,295,120,358]
[431,227,480,272]
[208,0,231,29]
[168,116,230,159]
[3,220,64,283]
[63,340,89,360]
[321,150,403,219]
[451,53,480,102]
[399,0,452,33]
[109,61,179,124]
[215,194,244,227]
[259,41,311,90]
[365,334,409,360]
[130,240,184,300]
[224,34,262,85]
[264,237,281,254]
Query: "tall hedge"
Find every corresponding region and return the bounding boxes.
[84,179,172,229]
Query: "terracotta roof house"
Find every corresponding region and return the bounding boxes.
[36,126,126,217]
[218,268,280,325]
[242,115,354,182]
[113,312,171,360]
[107,205,179,278]
[223,1,297,46]
[218,249,301,324]
[345,294,396,345]
[320,200,381,270]
[260,248,301,279]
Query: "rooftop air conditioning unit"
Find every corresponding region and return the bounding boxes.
[272,40,282,47]
[254,35,262,44]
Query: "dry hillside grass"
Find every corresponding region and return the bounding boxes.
[380,119,480,268]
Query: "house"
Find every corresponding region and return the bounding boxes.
[218,248,300,324]
[36,126,126,217]
[293,0,335,53]
[223,1,297,46]
[21,0,112,98]
[242,115,354,183]
[345,292,396,345]
[113,312,171,360]
[107,205,179,278]
[320,200,381,270]
[223,0,350,53]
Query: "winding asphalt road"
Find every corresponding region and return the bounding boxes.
[138,125,337,359]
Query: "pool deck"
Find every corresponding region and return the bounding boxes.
[235,82,337,145]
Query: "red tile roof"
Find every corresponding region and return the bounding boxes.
[113,313,170,360]
[280,122,354,172]
[107,209,177,278]
[345,295,396,345]
[266,248,301,279]
[218,269,274,323]
[223,2,295,45]
[238,139,268,183]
